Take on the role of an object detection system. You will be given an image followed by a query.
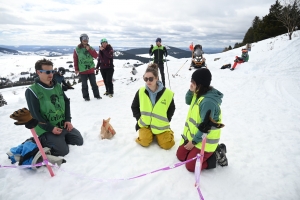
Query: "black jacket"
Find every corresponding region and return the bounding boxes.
[149,45,167,64]
[131,87,175,131]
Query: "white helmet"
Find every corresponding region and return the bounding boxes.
[79,33,89,42]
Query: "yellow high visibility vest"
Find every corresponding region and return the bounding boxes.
[138,87,174,134]
[180,95,222,152]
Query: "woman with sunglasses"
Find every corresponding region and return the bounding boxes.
[131,64,176,150]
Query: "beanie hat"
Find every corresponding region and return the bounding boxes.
[191,68,212,87]
[156,38,161,43]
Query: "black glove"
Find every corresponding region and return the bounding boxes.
[25,118,39,129]
[95,70,99,75]
[198,110,225,133]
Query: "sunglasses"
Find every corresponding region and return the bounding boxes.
[144,77,154,82]
[81,36,89,41]
[39,70,56,74]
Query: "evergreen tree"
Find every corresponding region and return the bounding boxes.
[228,45,232,50]
[0,93,7,107]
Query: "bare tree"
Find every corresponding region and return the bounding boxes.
[275,0,300,40]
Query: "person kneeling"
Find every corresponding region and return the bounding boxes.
[131,64,176,150]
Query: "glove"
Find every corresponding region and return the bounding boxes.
[68,86,74,89]
[198,110,225,133]
[10,108,39,129]
[95,69,99,75]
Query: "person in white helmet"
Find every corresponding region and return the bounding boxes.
[73,33,101,101]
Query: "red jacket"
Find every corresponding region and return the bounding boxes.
[73,44,98,74]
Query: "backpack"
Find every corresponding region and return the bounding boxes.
[7,137,66,169]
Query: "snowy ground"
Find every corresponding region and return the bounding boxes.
[1,32,300,200]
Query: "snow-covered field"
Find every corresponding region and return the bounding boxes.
[1,32,300,200]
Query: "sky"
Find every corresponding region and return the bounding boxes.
[0,0,277,48]
[0,31,300,200]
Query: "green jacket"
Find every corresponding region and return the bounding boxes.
[185,88,223,144]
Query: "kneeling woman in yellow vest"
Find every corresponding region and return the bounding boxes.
[131,64,176,150]
[176,68,223,172]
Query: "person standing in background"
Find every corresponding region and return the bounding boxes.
[149,37,168,86]
[96,38,114,98]
[73,33,101,101]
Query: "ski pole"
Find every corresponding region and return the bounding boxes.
[165,56,171,89]
[172,60,188,77]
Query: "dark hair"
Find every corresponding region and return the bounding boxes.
[145,63,159,78]
[192,80,213,98]
[35,58,53,71]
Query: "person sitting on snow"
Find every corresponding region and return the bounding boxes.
[53,67,74,91]
[230,48,249,71]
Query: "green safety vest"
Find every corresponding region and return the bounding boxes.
[75,47,95,72]
[138,87,174,134]
[180,95,222,152]
[29,83,66,136]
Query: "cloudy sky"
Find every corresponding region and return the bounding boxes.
[0,0,276,48]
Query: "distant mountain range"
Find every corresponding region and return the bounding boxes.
[0,45,222,63]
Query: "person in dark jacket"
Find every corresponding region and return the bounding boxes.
[131,63,175,150]
[53,67,74,91]
[96,38,114,98]
[25,58,83,157]
[73,33,101,101]
[149,38,168,86]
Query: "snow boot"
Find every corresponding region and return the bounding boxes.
[215,143,228,167]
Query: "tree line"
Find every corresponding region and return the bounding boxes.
[223,0,300,51]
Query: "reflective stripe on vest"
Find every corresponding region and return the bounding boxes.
[181,95,222,152]
[75,47,95,72]
[138,87,174,134]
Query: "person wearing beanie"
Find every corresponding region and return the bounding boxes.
[131,63,176,150]
[73,33,101,101]
[96,38,114,98]
[149,37,168,86]
[176,68,228,172]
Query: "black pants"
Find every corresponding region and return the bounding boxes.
[100,68,114,94]
[80,73,100,99]
[156,63,165,86]
[39,128,83,157]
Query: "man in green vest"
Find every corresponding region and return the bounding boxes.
[73,33,101,101]
[149,38,168,86]
[176,68,228,172]
[25,58,83,157]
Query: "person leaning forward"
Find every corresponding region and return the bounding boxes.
[73,33,101,101]
[131,63,175,150]
[25,58,83,157]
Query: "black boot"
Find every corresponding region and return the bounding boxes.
[215,143,228,167]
